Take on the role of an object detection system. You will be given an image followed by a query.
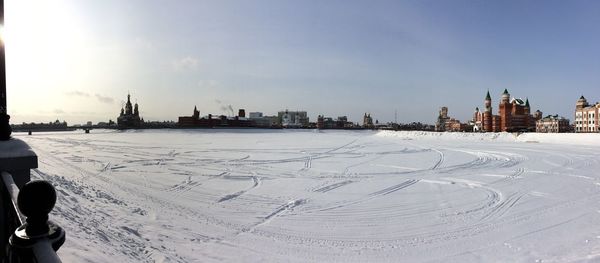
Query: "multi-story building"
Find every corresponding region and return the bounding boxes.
[472,89,541,132]
[278,110,309,128]
[435,107,450,131]
[574,96,599,133]
[536,115,570,133]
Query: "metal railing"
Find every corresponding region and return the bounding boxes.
[1,171,64,263]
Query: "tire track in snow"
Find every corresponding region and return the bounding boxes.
[438,149,526,174]
[431,148,445,170]
[437,178,503,217]
[479,192,525,222]
[166,176,201,196]
[369,179,420,196]
[324,139,359,154]
[164,171,230,194]
[305,179,421,213]
[240,199,307,234]
[313,180,354,193]
[218,176,262,203]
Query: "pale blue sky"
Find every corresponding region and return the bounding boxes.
[5,0,600,125]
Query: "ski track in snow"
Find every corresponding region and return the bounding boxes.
[17,130,600,263]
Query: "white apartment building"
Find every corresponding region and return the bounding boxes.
[574,96,600,133]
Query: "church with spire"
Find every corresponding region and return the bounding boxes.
[472,89,542,132]
[117,93,143,129]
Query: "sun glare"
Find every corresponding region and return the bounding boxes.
[5,0,88,118]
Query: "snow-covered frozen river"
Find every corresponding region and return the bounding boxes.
[16,129,600,262]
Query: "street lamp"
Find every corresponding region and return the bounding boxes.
[0,0,11,141]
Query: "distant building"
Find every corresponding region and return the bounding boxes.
[473,89,540,132]
[178,106,255,128]
[249,112,263,119]
[317,115,354,129]
[178,106,201,126]
[117,93,142,129]
[536,115,570,133]
[446,118,468,132]
[574,96,599,133]
[363,113,374,129]
[434,107,468,132]
[435,107,450,131]
[11,119,72,132]
[248,112,278,128]
[278,110,309,128]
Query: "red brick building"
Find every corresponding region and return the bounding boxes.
[473,89,541,132]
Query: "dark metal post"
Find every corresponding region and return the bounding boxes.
[0,0,11,140]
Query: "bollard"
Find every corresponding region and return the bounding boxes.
[8,180,65,263]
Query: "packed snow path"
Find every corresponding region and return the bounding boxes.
[16,130,600,262]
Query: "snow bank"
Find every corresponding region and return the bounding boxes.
[377,130,600,146]
[376,130,518,142]
[516,132,600,146]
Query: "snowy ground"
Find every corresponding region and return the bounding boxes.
[14,129,600,262]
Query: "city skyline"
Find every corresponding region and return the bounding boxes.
[4,0,600,125]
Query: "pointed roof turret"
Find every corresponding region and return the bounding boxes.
[580,95,586,100]
[485,90,491,100]
[525,98,530,107]
[502,89,509,95]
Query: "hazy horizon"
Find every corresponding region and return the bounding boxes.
[5,0,600,125]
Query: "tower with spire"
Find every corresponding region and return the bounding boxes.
[193,106,200,119]
[482,91,493,132]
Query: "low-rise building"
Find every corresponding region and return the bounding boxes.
[446,118,468,132]
[178,106,255,128]
[249,112,263,119]
[435,107,468,132]
[317,116,354,129]
[536,115,570,133]
[249,112,279,128]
